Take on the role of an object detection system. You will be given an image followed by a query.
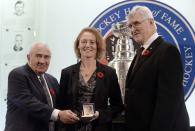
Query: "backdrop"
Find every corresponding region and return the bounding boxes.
[0,0,194,130]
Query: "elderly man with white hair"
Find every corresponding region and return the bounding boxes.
[125,5,190,131]
[4,42,79,131]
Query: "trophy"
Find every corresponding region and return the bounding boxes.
[108,21,135,103]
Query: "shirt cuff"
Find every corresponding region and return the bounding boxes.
[51,109,60,121]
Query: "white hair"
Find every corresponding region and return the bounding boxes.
[129,5,154,20]
[28,41,50,55]
[128,5,157,29]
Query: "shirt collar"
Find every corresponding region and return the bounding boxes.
[142,32,159,49]
[37,73,45,79]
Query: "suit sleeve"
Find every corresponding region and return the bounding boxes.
[7,69,53,122]
[56,69,70,109]
[109,69,124,116]
[150,45,184,131]
[98,68,124,123]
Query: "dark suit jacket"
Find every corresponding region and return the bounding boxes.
[4,64,59,131]
[125,37,190,131]
[57,61,123,131]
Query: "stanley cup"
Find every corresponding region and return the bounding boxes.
[108,21,135,103]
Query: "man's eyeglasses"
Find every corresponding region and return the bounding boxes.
[128,18,148,29]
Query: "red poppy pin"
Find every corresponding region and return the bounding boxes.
[142,49,150,56]
[49,88,55,96]
[96,72,104,78]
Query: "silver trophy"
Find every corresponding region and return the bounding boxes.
[108,21,135,103]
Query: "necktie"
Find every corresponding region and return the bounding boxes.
[38,75,53,107]
[38,75,54,131]
[133,47,144,70]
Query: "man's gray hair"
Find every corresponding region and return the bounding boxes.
[28,41,50,55]
[129,5,154,20]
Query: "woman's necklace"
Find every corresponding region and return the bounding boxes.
[80,68,91,78]
[80,65,96,78]
[84,72,89,77]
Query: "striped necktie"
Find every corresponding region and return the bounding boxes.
[38,74,54,131]
[38,74,52,107]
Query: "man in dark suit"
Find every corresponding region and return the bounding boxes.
[125,5,190,131]
[4,42,79,131]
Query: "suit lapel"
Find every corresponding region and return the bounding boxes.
[130,37,163,78]
[70,62,80,105]
[126,55,136,81]
[94,62,106,102]
[30,74,44,96]
[25,64,46,99]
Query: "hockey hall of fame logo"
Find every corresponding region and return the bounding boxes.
[89,0,195,100]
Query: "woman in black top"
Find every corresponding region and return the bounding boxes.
[57,27,123,131]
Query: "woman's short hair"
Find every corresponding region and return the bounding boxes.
[74,27,106,59]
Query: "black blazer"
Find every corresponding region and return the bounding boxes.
[57,61,123,131]
[4,64,59,131]
[125,37,190,131]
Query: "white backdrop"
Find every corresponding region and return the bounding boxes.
[0,0,194,130]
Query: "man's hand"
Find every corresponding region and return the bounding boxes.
[58,110,80,124]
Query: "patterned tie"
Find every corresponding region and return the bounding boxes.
[38,75,52,107]
[38,75,54,131]
[133,47,144,70]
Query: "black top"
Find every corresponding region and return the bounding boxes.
[75,72,96,114]
[57,61,123,131]
[74,72,96,131]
